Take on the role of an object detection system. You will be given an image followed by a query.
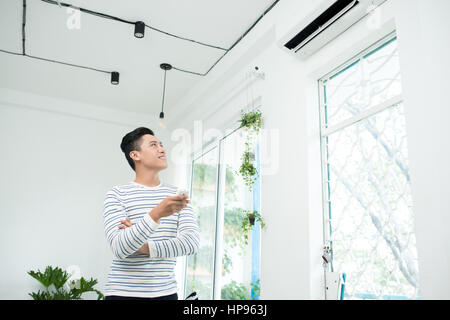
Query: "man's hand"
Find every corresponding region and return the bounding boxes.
[118,217,149,255]
[150,195,190,223]
[119,195,190,255]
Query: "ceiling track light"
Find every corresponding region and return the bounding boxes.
[1,0,280,90]
[134,21,145,38]
[111,71,119,85]
[159,63,172,119]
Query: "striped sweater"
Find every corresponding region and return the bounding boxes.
[103,181,199,298]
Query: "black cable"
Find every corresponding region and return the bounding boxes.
[22,0,26,55]
[2,0,111,75]
[40,0,226,51]
[41,0,135,24]
[0,49,111,74]
[161,69,167,113]
[40,0,280,77]
[0,49,23,57]
[145,24,228,51]
[24,53,111,74]
[169,0,280,77]
[171,66,206,77]
[4,0,280,84]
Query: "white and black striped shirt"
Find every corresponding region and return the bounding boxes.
[103,181,199,298]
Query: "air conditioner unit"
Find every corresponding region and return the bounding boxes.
[280,0,387,59]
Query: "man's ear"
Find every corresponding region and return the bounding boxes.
[129,151,140,162]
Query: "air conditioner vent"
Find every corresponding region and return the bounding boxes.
[280,0,387,58]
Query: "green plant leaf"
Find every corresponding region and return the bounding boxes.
[27,266,104,300]
[27,266,70,290]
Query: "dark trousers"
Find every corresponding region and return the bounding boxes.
[105,293,178,300]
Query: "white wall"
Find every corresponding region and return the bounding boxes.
[0,88,174,299]
[394,0,450,299]
[166,0,450,299]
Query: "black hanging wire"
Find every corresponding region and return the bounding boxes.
[144,23,228,51]
[40,0,228,51]
[1,0,280,99]
[160,69,167,118]
[1,0,280,78]
[22,0,26,55]
[171,0,281,76]
[159,63,172,119]
[0,0,114,77]
[38,0,279,76]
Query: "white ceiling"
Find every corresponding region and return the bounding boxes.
[0,0,276,118]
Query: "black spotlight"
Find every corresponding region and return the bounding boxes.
[134,21,145,38]
[159,111,164,119]
[111,72,119,85]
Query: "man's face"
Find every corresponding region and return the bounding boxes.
[131,134,167,171]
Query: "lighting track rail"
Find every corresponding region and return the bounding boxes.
[0,0,280,116]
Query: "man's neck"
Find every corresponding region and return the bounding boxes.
[134,170,160,188]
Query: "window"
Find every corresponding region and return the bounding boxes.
[184,147,219,299]
[319,33,419,299]
[218,129,258,300]
[184,126,262,300]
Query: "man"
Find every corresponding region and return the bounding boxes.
[103,127,199,300]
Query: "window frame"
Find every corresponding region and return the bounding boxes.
[318,31,406,296]
[183,111,262,300]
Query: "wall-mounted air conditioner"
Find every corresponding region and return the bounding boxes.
[279,0,387,59]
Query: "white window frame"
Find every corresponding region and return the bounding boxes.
[318,31,403,294]
[183,116,256,299]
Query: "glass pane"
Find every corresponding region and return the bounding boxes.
[324,37,402,127]
[327,103,419,299]
[218,129,254,300]
[184,147,219,299]
[322,36,420,300]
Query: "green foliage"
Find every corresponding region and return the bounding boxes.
[221,280,251,300]
[221,279,261,300]
[237,109,263,192]
[238,109,263,132]
[28,266,104,300]
[193,163,217,189]
[28,266,69,290]
[223,207,246,249]
[251,279,261,299]
[240,210,266,246]
[238,151,258,190]
[222,249,233,276]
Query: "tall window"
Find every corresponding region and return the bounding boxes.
[319,33,419,299]
[184,147,219,299]
[184,126,261,300]
[217,129,258,300]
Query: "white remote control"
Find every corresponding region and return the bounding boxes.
[176,188,189,197]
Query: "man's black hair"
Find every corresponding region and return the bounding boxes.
[120,127,154,171]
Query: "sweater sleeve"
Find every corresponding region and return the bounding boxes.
[103,188,160,259]
[147,203,200,258]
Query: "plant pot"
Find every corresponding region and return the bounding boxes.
[248,215,255,226]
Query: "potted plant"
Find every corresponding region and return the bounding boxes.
[238,108,263,133]
[239,150,258,189]
[240,209,266,245]
[237,109,263,192]
[28,265,104,300]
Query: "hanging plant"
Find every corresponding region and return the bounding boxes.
[237,109,263,192]
[239,108,263,133]
[239,151,258,189]
[240,209,266,246]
